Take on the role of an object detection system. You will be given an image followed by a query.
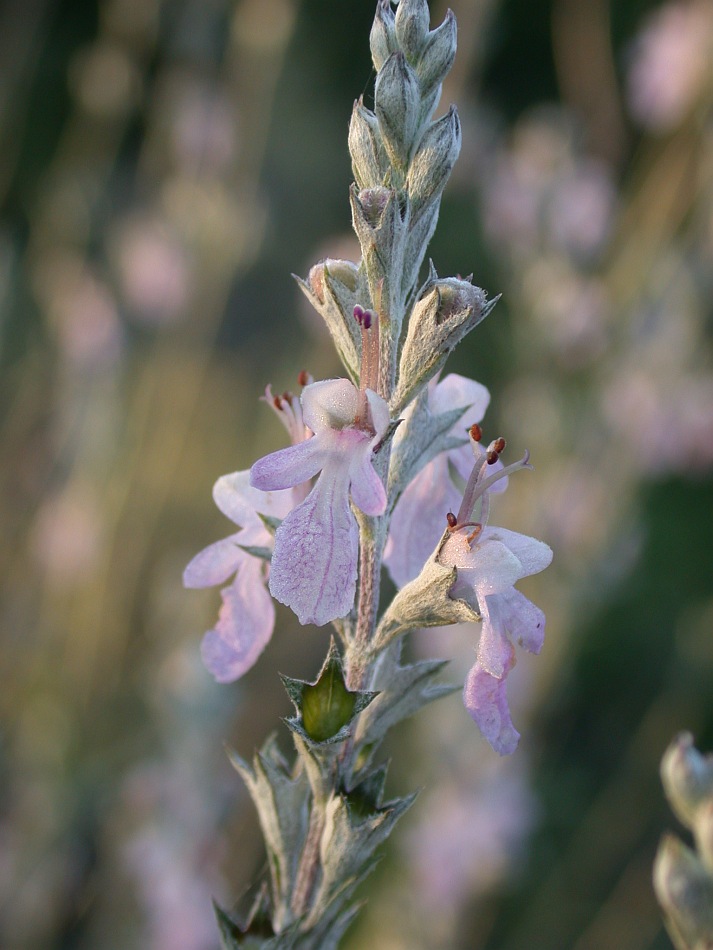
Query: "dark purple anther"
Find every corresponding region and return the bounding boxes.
[354,304,365,325]
[362,309,373,330]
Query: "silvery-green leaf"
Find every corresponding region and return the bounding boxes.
[258,512,282,535]
[388,384,469,505]
[354,643,460,758]
[400,200,440,302]
[311,791,416,915]
[227,738,310,931]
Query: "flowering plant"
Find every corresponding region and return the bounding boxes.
[186,1,552,944]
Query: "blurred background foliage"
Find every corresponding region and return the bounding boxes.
[1,0,713,947]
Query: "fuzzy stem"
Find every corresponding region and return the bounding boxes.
[291,808,325,920]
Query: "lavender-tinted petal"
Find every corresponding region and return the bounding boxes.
[464,652,520,756]
[350,451,387,516]
[385,454,462,588]
[481,527,553,578]
[213,470,294,527]
[200,558,275,682]
[430,373,491,428]
[268,471,358,626]
[490,588,546,655]
[442,537,522,594]
[183,535,243,588]
[212,471,258,526]
[301,378,360,431]
[250,438,324,491]
[476,594,514,678]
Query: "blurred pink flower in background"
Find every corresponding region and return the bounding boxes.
[547,161,616,260]
[626,0,713,131]
[171,84,238,176]
[124,829,219,950]
[114,216,193,324]
[32,253,123,368]
[524,261,609,365]
[406,759,537,917]
[31,490,104,586]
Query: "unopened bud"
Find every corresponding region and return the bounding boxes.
[374,52,420,170]
[308,261,326,303]
[417,9,457,97]
[406,106,461,217]
[354,186,392,228]
[296,260,362,382]
[392,276,495,414]
[395,0,430,60]
[349,100,388,189]
[653,834,713,948]
[694,800,713,872]
[325,258,358,292]
[370,0,397,71]
[661,732,713,830]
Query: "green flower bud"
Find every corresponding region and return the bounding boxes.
[392,272,495,415]
[654,834,713,949]
[406,105,461,218]
[374,52,420,170]
[395,0,430,60]
[370,0,396,71]
[349,99,388,189]
[417,9,457,97]
[661,732,713,830]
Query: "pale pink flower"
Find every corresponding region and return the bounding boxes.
[436,438,552,754]
[384,373,499,588]
[627,0,713,131]
[183,471,292,682]
[250,375,389,626]
[441,507,552,754]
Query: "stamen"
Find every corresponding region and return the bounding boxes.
[477,450,532,498]
[456,447,532,524]
[466,523,483,544]
[486,436,506,465]
[446,511,457,528]
[297,369,312,387]
[456,454,489,525]
[469,423,482,442]
[262,384,307,445]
